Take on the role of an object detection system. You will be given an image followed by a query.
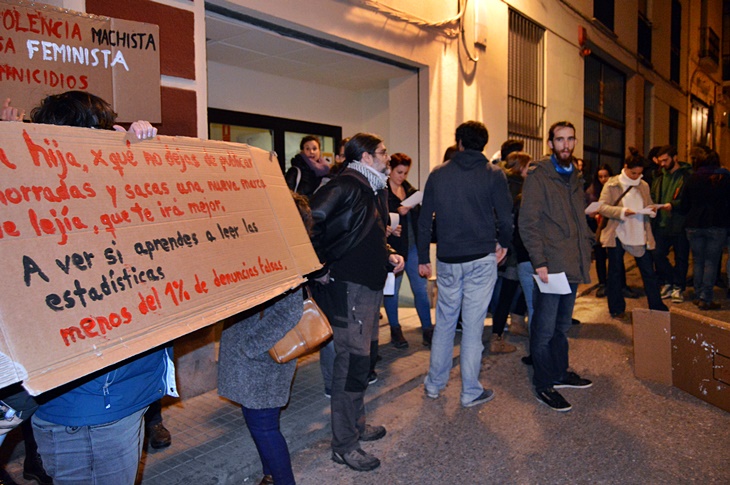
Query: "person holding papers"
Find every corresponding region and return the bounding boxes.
[519,121,594,412]
[598,149,669,320]
[383,153,433,348]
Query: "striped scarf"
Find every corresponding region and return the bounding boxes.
[348,161,388,194]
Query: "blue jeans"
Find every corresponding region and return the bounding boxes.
[32,406,147,485]
[607,241,667,315]
[654,231,690,290]
[686,228,727,302]
[530,283,578,391]
[424,254,497,406]
[242,406,295,485]
[517,261,535,325]
[383,244,433,330]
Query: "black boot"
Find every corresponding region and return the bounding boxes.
[422,327,433,347]
[390,327,409,348]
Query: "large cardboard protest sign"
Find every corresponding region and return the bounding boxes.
[0,122,320,395]
[0,0,161,122]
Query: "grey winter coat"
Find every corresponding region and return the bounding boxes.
[519,157,593,284]
[217,289,303,409]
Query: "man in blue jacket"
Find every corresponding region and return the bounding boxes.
[417,120,513,408]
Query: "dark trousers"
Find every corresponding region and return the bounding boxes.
[607,241,667,315]
[492,278,520,335]
[144,399,163,429]
[530,284,577,391]
[654,231,690,290]
[241,406,295,485]
[330,282,381,454]
[595,243,628,287]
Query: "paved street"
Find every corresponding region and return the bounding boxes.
[3,257,729,484]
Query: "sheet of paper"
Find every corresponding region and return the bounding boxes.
[533,272,572,295]
[383,272,396,296]
[401,190,423,207]
[636,207,657,216]
[584,201,603,215]
[389,213,400,231]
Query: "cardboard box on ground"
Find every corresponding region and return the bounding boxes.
[0,122,320,395]
[633,308,730,412]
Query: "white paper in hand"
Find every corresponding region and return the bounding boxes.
[389,213,400,231]
[401,190,423,207]
[532,272,572,294]
[383,272,396,296]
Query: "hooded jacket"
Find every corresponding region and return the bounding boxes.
[650,161,692,235]
[519,157,593,284]
[417,149,513,264]
[35,348,172,427]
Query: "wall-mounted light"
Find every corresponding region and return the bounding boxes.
[578,25,591,57]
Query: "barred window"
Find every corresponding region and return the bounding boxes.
[508,10,545,160]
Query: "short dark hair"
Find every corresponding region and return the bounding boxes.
[548,121,575,142]
[442,144,458,162]
[697,149,720,169]
[344,133,383,165]
[30,91,117,129]
[455,121,489,151]
[656,145,677,158]
[300,135,321,151]
[500,139,524,161]
[389,152,412,170]
[647,145,662,161]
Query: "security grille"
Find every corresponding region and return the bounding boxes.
[508,10,546,160]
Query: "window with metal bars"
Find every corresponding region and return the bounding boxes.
[508,10,546,160]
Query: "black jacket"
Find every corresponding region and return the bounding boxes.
[285,154,324,198]
[309,168,395,274]
[386,179,421,258]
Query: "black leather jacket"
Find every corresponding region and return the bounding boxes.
[309,168,395,270]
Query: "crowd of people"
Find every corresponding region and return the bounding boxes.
[2,88,729,484]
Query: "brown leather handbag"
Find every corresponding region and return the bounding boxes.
[269,287,332,364]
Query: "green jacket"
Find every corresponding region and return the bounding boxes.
[650,162,692,236]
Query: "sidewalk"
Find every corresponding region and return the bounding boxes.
[133,308,436,484]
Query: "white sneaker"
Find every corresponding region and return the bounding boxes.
[660,284,672,299]
[671,288,684,303]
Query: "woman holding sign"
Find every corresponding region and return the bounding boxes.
[383,153,433,348]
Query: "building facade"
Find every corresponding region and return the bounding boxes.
[32,0,727,394]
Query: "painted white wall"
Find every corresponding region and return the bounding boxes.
[207,60,384,138]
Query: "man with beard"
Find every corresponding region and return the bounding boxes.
[519,121,594,412]
[650,145,692,303]
[309,133,404,471]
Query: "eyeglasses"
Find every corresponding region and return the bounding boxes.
[373,149,388,157]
